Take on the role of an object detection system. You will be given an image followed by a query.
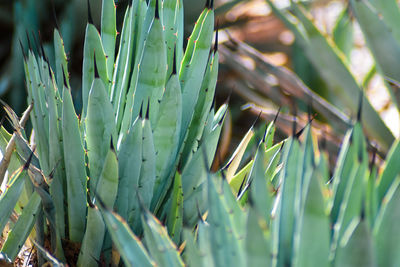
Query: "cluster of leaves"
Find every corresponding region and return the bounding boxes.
[0,0,223,265]
[1,0,400,266]
[90,109,400,267]
[219,0,400,158]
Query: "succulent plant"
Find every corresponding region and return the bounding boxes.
[95,104,400,267]
[1,0,400,266]
[0,0,222,265]
[219,0,400,158]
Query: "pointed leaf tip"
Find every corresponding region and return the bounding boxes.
[31,31,41,57]
[136,190,147,214]
[50,0,59,30]
[25,31,32,51]
[39,39,46,60]
[145,99,150,120]
[218,108,228,126]
[110,138,115,152]
[196,201,204,223]
[46,60,52,78]
[61,66,68,88]
[87,190,95,208]
[93,54,99,78]
[18,39,26,60]
[177,160,183,174]
[172,44,177,75]
[205,0,214,9]
[23,149,35,171]
[236,175,247,198]
[201,145,210,171]
[279,141,285,151]
[224,90,232,105]
[139,101,144,119]
[48,160,61,180]
[307,98,313,122]
[220,169,227,181]
[210,96,216,112]
[292,116,298,139]
[360,201,366,221]
[357,89,363,122]
[155,0,160,19]
[295,115,315,139]
[214,24,219,52]
[369,144,377,171]
[87,0,94,24]
[295,125,305,139]
[250,111,262,130]
[273,107,281,124]
[94,191,106,209]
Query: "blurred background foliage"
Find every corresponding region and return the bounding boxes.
[1,0,399,169]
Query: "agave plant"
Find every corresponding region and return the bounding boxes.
[218,0,400,158]
[2,0,400,266]
[0,0,223,265]
[92,102,400,267]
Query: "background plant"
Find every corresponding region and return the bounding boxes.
[0,0,223,265]
[215,0,400,163]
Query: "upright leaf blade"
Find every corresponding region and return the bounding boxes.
[86,78,116,193]
[62,86,87,243]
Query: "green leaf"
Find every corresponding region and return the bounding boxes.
[101,0,117,78]
[249,141,273,222]
[86,78,116,194]
[166,171,184,244]
[111,4,135,132]
[44,59,66,252]
[131,116,156,234]
[374,177,400,267]
[206,175,245,266]
[377,139,400,204]
[369,0,400,44]
[62,86,87,243]
[0,167,28,233]
[331,123,368,255]
[181,51,219,167]
[245,208,271,267]
[179,8,214,143]
[116,117,142,222]
[1,192,41,260]
[163,0,181,78]
[77,206,105,267]
[273,137,302,267]
[332,6,353,59]
[78,146,118,266]
[131,15,167,128]
[267,0,394,152]
[82,24,110,119]
[293,169,330,267]
[224,126,254,183]
[350,0,400,108]
[142,208,184,267]
[335,217,376,267]
[53,29,70,91]
[330,126,357,223]
[26,52,50,175]
[182,228,203,267]
[98,203,155,267]
[152,73,182,204]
